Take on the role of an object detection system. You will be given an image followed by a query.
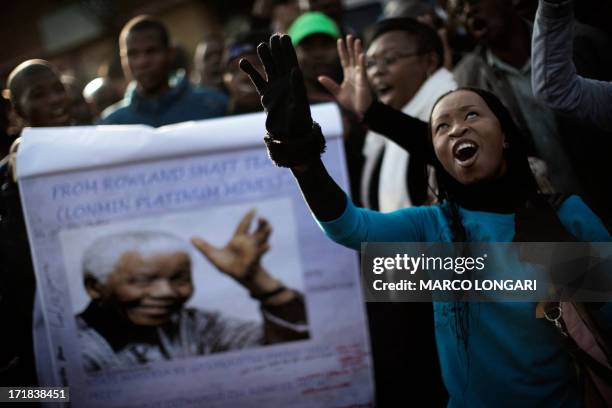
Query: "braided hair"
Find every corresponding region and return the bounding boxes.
[428,87,540,243]
[425,87,577,369]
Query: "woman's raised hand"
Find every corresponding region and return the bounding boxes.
[239,34,313,141]
[318,35,373,119]
[240,34,327,169]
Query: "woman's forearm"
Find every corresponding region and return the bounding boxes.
[291,160,347,222]
[363,101,434,163]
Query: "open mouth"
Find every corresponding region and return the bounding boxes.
[374,83,393,99]
[468,17,488,39]
[453,140,479,167]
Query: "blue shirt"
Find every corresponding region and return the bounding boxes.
[99,73,228,127]
[319,195,611,407]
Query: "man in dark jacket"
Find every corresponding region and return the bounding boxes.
[100,16,228,127]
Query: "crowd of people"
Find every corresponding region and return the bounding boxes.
[1,0,611,406]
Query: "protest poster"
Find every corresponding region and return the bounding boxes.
[17,104,374,407]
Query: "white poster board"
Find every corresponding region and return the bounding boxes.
[17,104,374,407]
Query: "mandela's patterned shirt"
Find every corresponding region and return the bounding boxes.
[77,298,308,372]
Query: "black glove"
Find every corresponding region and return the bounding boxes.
[239,34,325,167]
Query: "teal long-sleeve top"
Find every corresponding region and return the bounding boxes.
[319,194,611,407]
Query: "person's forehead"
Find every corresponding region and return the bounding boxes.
[117,250,189,269]
[367,31,418,55]
[124,29,165,50]
[19,71,63,96]
[298,33,337,48]
[432,91,486,119]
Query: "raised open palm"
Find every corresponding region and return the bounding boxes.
[191,209,272,282]
[318,35,373,118]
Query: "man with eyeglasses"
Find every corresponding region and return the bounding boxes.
[363,24,454,405]
[315,17,455,406]
[361,18,456,213]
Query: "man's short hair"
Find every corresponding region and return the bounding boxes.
[5,59,57,103]
[364,17,444,70]
[120,15,170,49]
[82,231,193,283]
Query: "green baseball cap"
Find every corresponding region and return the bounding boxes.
[288,12,341,46]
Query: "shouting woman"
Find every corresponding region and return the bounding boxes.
[239,34,611,406]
